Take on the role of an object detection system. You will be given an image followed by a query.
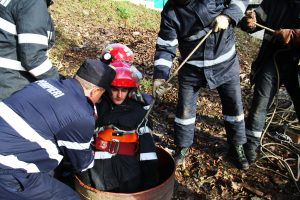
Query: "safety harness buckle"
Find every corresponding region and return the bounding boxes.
[108,139,120,155]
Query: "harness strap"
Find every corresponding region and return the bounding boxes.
[94,138,138,156]
[96,128,138,143]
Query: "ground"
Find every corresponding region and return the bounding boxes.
[49,2,300,199]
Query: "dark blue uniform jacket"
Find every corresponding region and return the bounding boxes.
[0,78,95,173]
[154,0,248,88]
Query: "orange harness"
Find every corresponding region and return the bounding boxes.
[94,128,138,156]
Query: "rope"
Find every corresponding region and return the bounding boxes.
[253,45,300,191]
[137,29,213,131]
[165,29,213,84]
[255,22,275,33]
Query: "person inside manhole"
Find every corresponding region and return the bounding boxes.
[78,61,159,193]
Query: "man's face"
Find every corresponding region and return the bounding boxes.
[110,87,129,105]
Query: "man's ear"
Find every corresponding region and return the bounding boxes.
[91,87,103,97]
[90,87,98,97]
[95,87,106,98]
[87,87,104,104]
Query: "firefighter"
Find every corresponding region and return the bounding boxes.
[239,0,300,163]
[0,59,115,200]
[0,0,59,100]
[79,62,159,193]
[152,0,250,169]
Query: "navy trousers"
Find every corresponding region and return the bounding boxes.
[246,50,300,145]
[174,64,246,147]
[0,170,80,200]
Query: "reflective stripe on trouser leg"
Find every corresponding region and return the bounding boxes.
[217,75,246,145]
[245,129,261,149]
[174,82,200,147]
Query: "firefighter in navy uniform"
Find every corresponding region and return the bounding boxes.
[0,0,59,100]
[239,0,300,163]
[0,59,115,200]
[79,62,159,193]
[152,0,250,169]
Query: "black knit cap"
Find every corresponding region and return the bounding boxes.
[76,59,116,89]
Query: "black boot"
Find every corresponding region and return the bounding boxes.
[228,145,249,170]
[174,147,189,166]
[244,143,258,164]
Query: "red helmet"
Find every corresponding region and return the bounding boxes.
[110,64,138,88]
[100,43,134,64]
[110,61,142,80]
[109,61,130,69]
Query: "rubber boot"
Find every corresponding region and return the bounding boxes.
[244,142,259,164]
[174,147,189,166]
[228,145,249,170]
[244,134,260,164]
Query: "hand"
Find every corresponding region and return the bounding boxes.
[152,79,172,98]
[275,29,300,46]
[242,9,257,30]
[275,29,293,45]
[212,15,230,32]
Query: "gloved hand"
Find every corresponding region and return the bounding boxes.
[244,10,256,29]
[152,79,172,98]
[274,29,300,45]
[212,15,230,32]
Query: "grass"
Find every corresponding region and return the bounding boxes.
[50,0,160,29]
[139,79,153,92]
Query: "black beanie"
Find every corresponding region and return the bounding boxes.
[76,59,116,89]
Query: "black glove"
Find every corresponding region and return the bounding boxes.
[239,10,257,32]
